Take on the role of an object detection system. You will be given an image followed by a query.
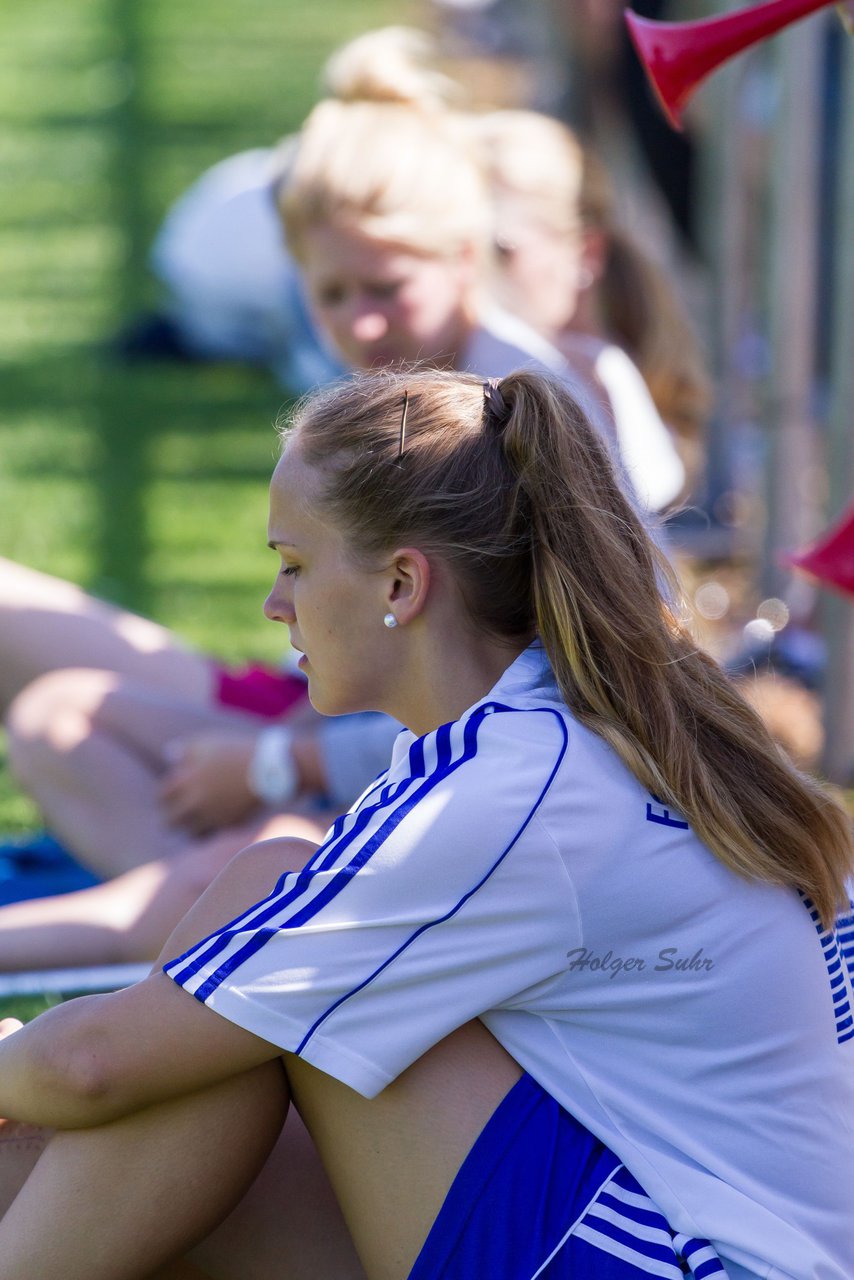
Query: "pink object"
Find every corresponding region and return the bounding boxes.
[625,0,838,130]
[786,503,854,599]
[215,663,308,718]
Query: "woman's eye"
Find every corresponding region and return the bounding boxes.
[280,565,300,578]
[494,236,517,259]
[317,286,346,307]
[367,280,401,300]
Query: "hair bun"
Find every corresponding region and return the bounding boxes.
[322,26,462,109]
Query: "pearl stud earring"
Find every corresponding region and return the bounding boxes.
[383,612,398,629]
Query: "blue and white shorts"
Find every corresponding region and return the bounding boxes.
[409,1073,728,1279]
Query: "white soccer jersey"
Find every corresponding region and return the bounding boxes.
[165,644,854,1280]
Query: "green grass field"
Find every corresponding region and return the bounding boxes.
[0,0,402,839]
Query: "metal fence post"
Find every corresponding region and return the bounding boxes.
[761,18,826,599]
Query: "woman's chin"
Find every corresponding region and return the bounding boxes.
[308,685,378,721]
[305,685,338,717]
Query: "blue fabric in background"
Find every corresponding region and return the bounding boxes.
[0,833,100,905]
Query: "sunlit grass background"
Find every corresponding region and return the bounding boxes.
[0,0,402,840]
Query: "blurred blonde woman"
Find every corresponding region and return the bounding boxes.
[472,108,712,501]
[137,26,464,388]
[274,40,581,401]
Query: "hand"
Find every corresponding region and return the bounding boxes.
[158,731,260,835]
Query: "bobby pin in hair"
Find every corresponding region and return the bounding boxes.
[397,390,409,461]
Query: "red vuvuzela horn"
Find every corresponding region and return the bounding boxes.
[785,504,854,600]
[625,0,841,130]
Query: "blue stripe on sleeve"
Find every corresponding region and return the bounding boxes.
[294,705,568,1055]
[165,701,515,995]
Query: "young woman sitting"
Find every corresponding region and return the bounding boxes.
[0,366,851,1280]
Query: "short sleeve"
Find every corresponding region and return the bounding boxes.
[164,705,579,1096]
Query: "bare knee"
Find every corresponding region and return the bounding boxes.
[158,821,315,897]
[128,830,323,957]
[155,837,320,965]
[5,670,118,778]
[6,667,120,742]
[5,668,120,781]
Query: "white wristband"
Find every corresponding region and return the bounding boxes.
[247,726,299,807]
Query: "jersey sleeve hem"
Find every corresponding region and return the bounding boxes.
[165,967,394,1098]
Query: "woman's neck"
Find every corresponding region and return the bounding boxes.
[394,630,531,738]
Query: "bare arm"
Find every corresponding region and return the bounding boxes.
[0,973,279,1130]
[0,836,320,1130]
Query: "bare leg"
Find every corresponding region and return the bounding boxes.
[153,840,523,1279]
[0,815,330,971]
[0,1024,514,1280]
[0,557,214,717]
[289,1023,523,1280]
[0,1062,291,1280]
[0,1120,47,1215]
[5,669,264,874]
[0,1089,363,1280]
[188,1110,366,1280]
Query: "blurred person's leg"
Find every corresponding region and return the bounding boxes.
[5,670,263,875]
[0,811,330,971]
[0,558,214,717]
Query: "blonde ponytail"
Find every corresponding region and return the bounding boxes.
[497,373,851,927]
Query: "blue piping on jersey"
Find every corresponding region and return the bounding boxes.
[163,738,432,986]
[179,708,509,998]
[293,704,568,1056]
[165,702,517,996]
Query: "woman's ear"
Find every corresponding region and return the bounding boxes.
[579,227,607,288]
[385,548,431,627]
[455,240,482,297]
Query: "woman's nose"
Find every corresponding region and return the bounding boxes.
[350,306,389,343]
[264,581,295,624]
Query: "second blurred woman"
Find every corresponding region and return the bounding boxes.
[473,107,711,500]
